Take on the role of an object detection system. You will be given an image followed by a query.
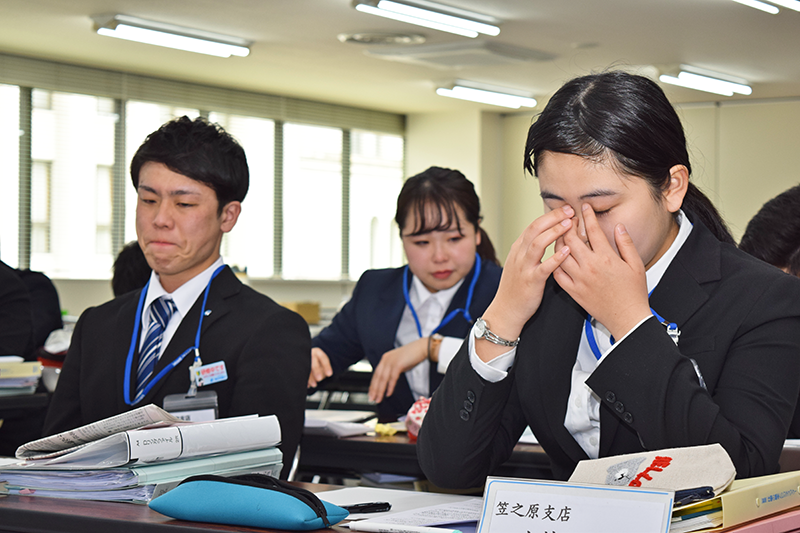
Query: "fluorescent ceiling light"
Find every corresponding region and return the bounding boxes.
[767,0,800,11]
[436,85,536,109]
[93,14,251,58]
[353,0,500,38]
[659,67,752,96]
[731,0,780,13]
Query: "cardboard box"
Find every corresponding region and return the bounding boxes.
[280,301,321,325]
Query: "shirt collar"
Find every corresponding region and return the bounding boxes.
[645,209,693,294]
[143,256,226,319]
[410,274,465,310]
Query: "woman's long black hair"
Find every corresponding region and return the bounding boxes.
[395,166,500,265]
[524,71,735,245]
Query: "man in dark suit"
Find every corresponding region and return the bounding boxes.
[0,260,35,359]
[43,116,310,478]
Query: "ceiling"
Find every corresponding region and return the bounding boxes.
[1,0,800,115]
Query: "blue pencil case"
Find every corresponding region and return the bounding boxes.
[149,473,348,530]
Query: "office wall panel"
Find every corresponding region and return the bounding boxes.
[716,101,800,240]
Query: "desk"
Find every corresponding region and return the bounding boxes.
[0,482,346,533]
[298,432,554,482]
[0,392,49,457]
[0,392,48,417]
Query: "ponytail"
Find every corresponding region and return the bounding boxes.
[477,227,500,266]
[683,183,735,245]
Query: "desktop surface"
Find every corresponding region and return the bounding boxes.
[298,431,554,483]
[0,482,346,533]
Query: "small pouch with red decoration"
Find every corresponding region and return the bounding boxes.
[568,443,736,496]
[404,397,430,441]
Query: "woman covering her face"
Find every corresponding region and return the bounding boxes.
[418,71,800,485]
[308,167,502,422]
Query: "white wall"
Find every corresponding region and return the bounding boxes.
[405,110,505,256]
[678,100,800,240]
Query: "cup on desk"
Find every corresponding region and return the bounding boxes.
[41,366,60,393]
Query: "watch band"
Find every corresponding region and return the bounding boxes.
[428,333,443,361]
[474,317,520,347]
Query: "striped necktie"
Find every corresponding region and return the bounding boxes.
[135,296,177,402]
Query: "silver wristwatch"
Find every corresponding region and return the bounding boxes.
[473,317,520,347]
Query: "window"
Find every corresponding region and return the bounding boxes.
[0,84,20,267]
[349,130,404,280]
[282,123,343,280]
[29,90,116,278]
[209,112,275,278]
[30,161,51,254]
[0,54,405,282]
[95,165,113,255]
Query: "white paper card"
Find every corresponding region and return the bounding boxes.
[479,477,672,533]
[128,427,182,462]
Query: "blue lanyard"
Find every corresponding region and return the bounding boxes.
[123,264,226,405]
[585,289,679,360]
[402,253,481,338]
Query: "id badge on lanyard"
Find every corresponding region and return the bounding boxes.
[163,390,219,422]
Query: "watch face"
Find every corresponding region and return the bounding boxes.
[474,318,486,338]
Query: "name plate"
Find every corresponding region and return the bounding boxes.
[478,477,673,533]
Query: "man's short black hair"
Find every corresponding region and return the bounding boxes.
[112,241,152,297]
[130,116,249,213]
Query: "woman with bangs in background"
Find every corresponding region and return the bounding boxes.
[308,166,502,422]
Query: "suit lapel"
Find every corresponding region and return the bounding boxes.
[535,281,592,462]
[648,216,721,339]
[378,269,409,350]
[116,290,145,411]
[599,216,721,455]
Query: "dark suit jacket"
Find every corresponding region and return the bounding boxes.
[43,267,311,479]
[0,260,34,359]
[418,217,800,487]
[313,259,502,421]
[15,269,63,352]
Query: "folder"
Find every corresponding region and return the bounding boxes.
[0,361,42,378]
[672,470,800,532]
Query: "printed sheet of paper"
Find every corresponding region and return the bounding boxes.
[17,404,182,457]
[358,498,483,526]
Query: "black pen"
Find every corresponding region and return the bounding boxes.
[341,501,392,513]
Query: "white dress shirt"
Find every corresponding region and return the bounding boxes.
[394,274,465,400]
[139,256,226,360]
[469,211,693,458]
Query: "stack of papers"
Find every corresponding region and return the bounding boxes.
[0,448,283,503]
[0,404,284,503]
[0,356,42,396]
